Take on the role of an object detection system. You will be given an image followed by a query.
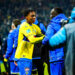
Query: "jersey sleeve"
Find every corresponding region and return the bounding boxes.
[49,27,66,46]
[5,32,14,59]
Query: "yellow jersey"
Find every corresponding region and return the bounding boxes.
[15,22,44,59]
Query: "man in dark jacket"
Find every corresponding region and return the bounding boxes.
[49,7,75,75]
[32,18,46,75]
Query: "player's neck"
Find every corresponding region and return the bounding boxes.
[26,21,32,25]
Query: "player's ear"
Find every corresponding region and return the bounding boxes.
[25,17,27,19]
[25,16,28,20]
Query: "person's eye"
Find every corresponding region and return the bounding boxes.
[31,15,36,17]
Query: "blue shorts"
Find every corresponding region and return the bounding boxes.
[50,61,64,75]
[10,61,19,74]
[17,58,32,75]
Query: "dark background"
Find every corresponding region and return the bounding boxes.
[0,0,75,39]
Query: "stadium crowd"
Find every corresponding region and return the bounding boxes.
[0,0,75,38]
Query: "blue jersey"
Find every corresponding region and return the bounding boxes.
[14,25,20,48]
[5,29,17,61]
[42,14,68,62]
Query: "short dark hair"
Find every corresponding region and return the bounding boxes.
[54,7,63,14]
[12,19,21,27]
[23,8,35,17]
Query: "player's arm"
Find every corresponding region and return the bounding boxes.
[4,32,14,61]
[39,23,46,34]
[27,35,45,44]
[34,24,44,36]
[21,26,45,44]
[49,27,66,46]
[42,24,54,45]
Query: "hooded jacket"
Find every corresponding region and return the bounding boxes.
[49,7,75,75]
[42,14,67,62]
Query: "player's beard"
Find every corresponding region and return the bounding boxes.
[33,17,36,22]
[31,18,35,23]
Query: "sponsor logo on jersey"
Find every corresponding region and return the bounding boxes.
[26,29,31,33]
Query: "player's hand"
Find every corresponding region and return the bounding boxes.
[43,35,45,39]
[3,54,5,58]
[4,58,8,62]
[14,61,18,66]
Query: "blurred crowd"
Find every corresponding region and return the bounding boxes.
[0,0,75,39]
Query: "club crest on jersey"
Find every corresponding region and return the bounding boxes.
[26,29,31,33]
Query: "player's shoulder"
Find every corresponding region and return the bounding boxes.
[20,22,29,29]
[8,30,14,38]
[11,29,17,35]
[32,23,37,26]
[9,29,14,34]
[32,23,39,28]
[21,22,26,26]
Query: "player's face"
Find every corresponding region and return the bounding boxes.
[26,11,36,24]
[50,9,57,19]
[11,22,16,29]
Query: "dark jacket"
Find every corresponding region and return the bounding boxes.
[32,19,46,58]
[1,38,7,55]
[0,37,2,60]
